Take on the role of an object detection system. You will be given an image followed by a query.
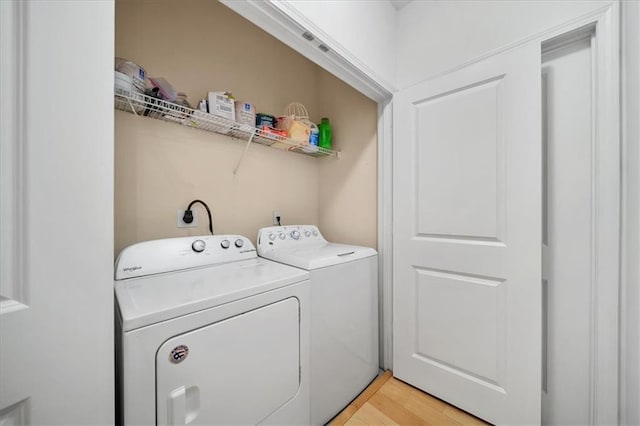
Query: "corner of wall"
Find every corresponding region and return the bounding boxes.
[316,70,378,249]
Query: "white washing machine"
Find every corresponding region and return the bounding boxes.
[114,234,311,425]
[256,225,379,425]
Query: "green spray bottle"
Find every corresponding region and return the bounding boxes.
[318,117,332,150]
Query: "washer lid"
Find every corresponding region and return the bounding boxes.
[115,257,308,331]
[256,225,377,269]
[259,242,377,270]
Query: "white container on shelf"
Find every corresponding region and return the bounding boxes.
[304,122,319,153]
[115,58,146,92]
[114,71,133,95]
[235,101,256,126]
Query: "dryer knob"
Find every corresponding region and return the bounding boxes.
[192,239,206,253]
[268,233,276,241]
[278,233,286,240]
[291,230,301,240]
[220,239,231,249]
[235,239,244,248]
[312,230,318,236]
[304,230,311,237]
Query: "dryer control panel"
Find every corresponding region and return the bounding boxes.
[115,235,256,280]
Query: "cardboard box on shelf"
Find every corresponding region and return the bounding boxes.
[235,101,256,127]
[207,91,235,121]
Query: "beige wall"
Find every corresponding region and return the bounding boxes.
[317,72,378,249]
[115,112,320,253]
[115,0,377,255]
[115,0,320,119]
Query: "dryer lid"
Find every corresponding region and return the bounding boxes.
[115,257,308,331]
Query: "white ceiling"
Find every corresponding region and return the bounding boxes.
[389,0,413,11]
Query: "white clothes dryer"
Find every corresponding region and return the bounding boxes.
[114,234,310,426]
[256,225,379,425]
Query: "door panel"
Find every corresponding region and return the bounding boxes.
[416,77,504,241]
[415,269,506,387]
[393,42,541,425]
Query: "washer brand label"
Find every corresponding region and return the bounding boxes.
[123,265,142,273]
[240,248,256,254]
[170,345,189,363]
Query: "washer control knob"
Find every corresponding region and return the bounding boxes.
[278,232,286,240]
[268,233,276,241]
[192,239,206,253]
[235,239,244,248]
[312,230,318,236]
[304,230,311,237]
[220,239,231,249]
[291,230,301,240]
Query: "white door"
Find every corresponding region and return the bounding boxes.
[0,1,114,424]
[393,42,541,424]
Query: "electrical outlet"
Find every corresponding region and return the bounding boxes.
[177,209,197,228]
[273,210,281,225]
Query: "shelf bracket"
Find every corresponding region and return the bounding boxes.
[126,97,139,116]
[233,131,256,175]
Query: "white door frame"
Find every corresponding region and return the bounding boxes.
[620,3,640,425]
[217,1,621,421]
[540,23,610,425]
[542,18,620,424]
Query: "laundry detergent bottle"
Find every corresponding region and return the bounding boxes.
[318,117,332,150]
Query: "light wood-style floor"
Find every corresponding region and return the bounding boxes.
[330,371,489,426]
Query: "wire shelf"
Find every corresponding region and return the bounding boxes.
[114,91,339,158]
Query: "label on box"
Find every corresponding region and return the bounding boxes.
[235,101,256,126]
[216,95,232,112]
[208,91,235,121]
